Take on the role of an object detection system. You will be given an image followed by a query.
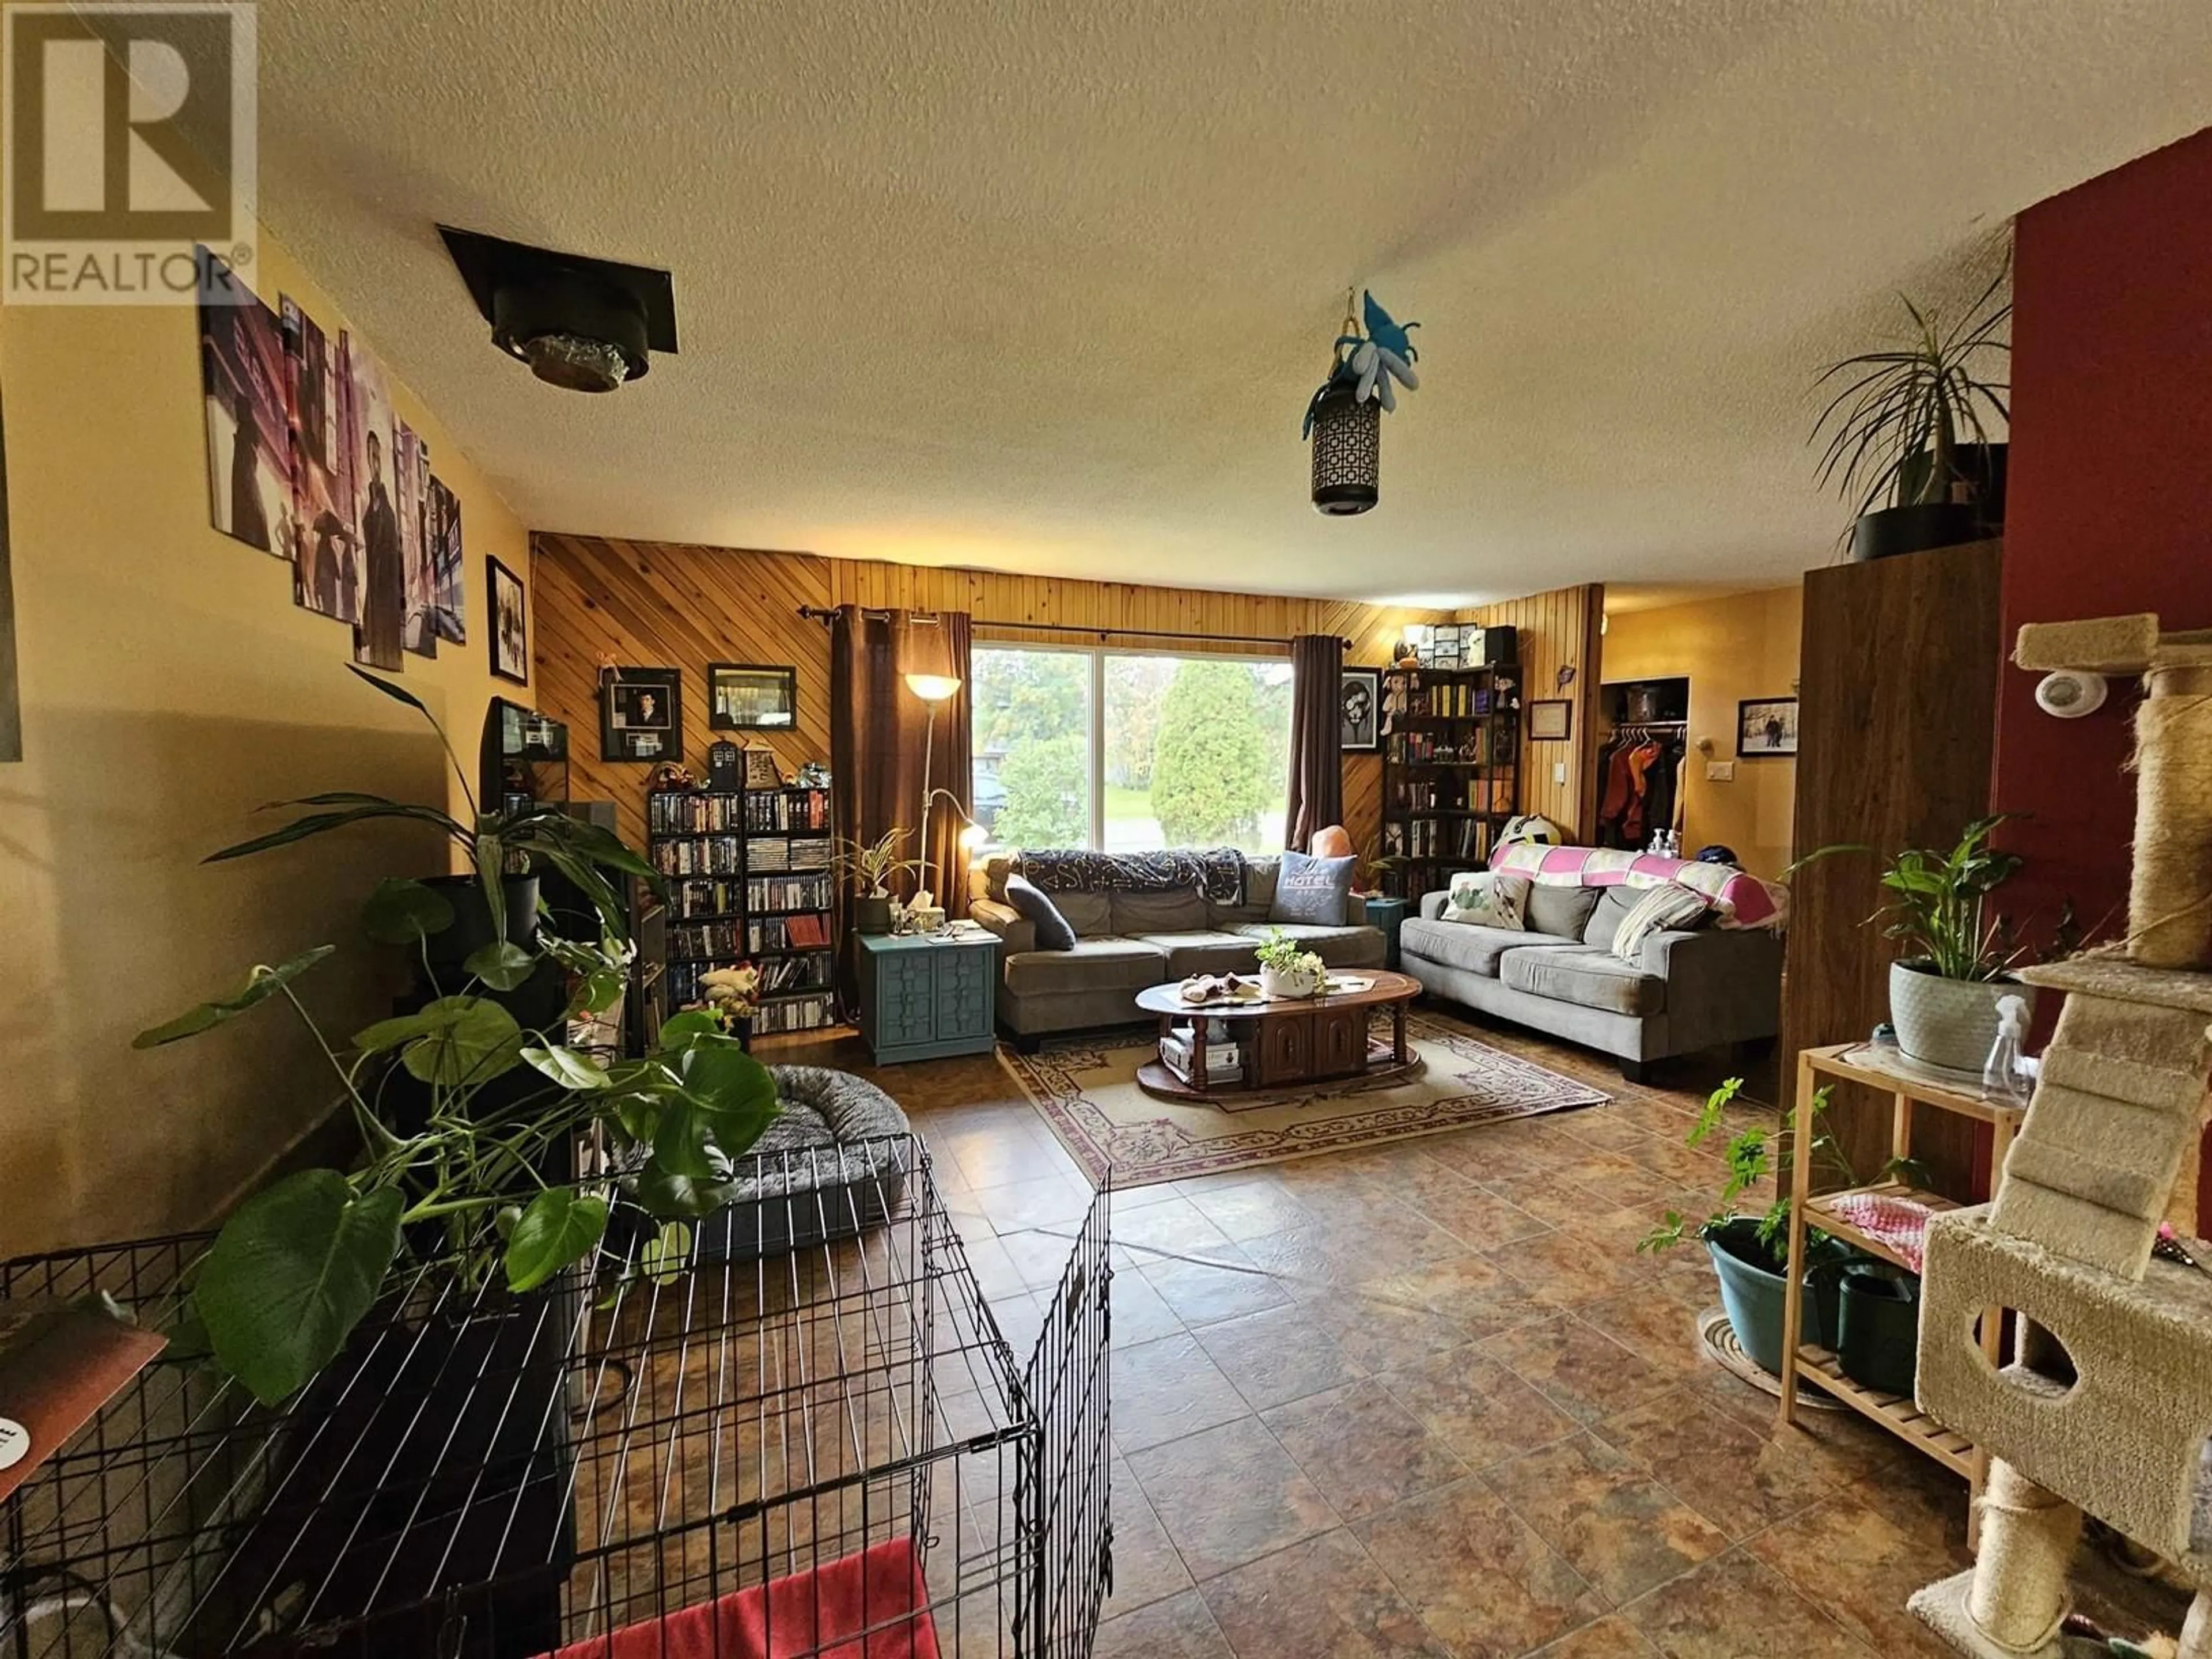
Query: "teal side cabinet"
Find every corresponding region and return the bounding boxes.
[858,931,1001,1063]
[1362,895,1412,971]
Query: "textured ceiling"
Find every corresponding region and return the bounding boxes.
[255,1,2212,604]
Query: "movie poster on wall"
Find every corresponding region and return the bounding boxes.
[344,332,406,671]
[282,295,361,624]
[396,422,436,658]
[197,249,293,556]
[428,477,465,644]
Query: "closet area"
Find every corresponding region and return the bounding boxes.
[1594,677,1690,852]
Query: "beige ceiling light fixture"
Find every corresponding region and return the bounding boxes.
[1302,289,1420,515]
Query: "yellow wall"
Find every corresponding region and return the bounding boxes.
[1600,585,1802,878]
[0,230,531,1257]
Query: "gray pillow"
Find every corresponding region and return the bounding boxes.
[1004,874,1074,951]
[1582,887,1642,952]
[1268,850,1357,926]
[1524,882,1601,940]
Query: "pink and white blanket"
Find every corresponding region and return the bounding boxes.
[1488,843,1790,931]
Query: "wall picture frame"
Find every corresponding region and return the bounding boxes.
[487,555,528,685]
[1738,696,1799,757]
[1528,699,1572,741]
[601,666,684,762]
[1339,666,1381,751]
[707,661,798,730]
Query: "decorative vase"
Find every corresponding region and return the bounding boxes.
[1850,501,1980,561]
[853,893,893,935]
[1888,960,2036,1074]
[1705,1219,1847,1375]
[1260,963,1321,1000]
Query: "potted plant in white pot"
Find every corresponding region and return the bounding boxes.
[834,827,923,935]
[1809,256,2010,562]
[1253,928,1325,999]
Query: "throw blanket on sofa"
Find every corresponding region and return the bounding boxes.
[1012,847,1247,906]
[1490,843,1789,931]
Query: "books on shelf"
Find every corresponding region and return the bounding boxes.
[786,836,833,870]
[753,991,836,1036]
[654,835,743,875]
[748,872,833,912]
[648,790,743,834]
[743,787,831,832]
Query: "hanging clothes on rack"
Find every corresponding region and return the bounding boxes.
[1594,722,1688,849]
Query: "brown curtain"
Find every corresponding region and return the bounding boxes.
[1285,633,1346,852]
[828,606,974,999]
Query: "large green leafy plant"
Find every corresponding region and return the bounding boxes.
[137,671,781,1405]
[1795,815,2027,983]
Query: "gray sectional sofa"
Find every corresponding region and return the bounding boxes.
[1399,881,1782,1082]
[968,854,1385,1044]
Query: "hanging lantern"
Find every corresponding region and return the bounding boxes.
[1300,288,1421,517]
[1309,381,1381,515]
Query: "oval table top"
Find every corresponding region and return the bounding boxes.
[1132,968,1422,1021]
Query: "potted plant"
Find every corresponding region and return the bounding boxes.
[1810,255,2010,562]
[834,827,923,935]
[1253,928,1325,999]
[1800,815,2033,1074]
[1639,1080,1862,1374]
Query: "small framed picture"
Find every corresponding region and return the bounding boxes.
[601,667,684,762]
[1738,696,1798,757]
[708,662,797,729]
[487,556,528,685]
[1339,666,1381,751]
[1528,699,1572,741]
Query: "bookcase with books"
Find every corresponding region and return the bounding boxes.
[646,778,839,1037]
[1378,664,1521,902]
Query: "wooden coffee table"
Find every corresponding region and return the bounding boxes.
[1134,970,1425,1103]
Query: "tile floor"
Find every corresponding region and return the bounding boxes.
[771,1010,2187,1658]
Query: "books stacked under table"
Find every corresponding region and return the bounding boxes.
[1160,1018,1242,1088]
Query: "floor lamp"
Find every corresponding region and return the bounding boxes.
[904,670,964,919]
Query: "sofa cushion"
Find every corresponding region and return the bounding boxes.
[1582,888,1642,951]
[1524,882,1602,940]
[1400,917,1566,979]
[1004,874,1075,951]
[1002,936,1166,997]
[1443,869,1529,929]
[1501,945,1665,1017]
[1230,922,1384,969]
[1053,891,1114,937]
[1111,888,1209,936]
[1133,930,1260,978]
[1270,850,1358,926]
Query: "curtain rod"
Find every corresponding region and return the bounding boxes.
[797,605,1349,651]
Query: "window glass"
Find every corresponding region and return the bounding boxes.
[971,647,1093,850]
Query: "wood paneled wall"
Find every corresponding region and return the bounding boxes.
[1781,540,2004,1192]
[531,532,1485,858]
[1461,584,1606,840]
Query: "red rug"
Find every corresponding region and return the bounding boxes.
[539,1538,939,1659]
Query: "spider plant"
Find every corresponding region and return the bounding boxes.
[1810,257,2011,525]
[834,827,924,897]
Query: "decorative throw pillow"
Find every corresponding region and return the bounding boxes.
[1444,870,1530,929]
[1610,882,1709,963]
[1003,874,1075,951]
[1268,850,1357,926]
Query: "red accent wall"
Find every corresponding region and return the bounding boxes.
[1995,126,2212,1217]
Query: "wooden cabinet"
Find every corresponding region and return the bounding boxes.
[858,932,1000,1064]
[1781,539,2003,1191]
[1315,1007,1364,1075]
[1253,1014,1312,1086]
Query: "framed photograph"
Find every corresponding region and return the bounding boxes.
[601,667,684,762]
[1738,696,1799,758]
[1528,699,1572,741]
[708,662,797,730]
[487,556,528,684]
[1339,666,1381,751]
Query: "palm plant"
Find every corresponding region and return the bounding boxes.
[1810,257,2011,525]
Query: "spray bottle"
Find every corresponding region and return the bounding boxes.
[1982,994,2032,1107]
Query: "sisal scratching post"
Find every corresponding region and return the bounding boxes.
[1966,1460,2082,1652]
[2130,664,2212,971]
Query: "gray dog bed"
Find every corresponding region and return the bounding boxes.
[692,1064,913,1261]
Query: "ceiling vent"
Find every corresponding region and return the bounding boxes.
[438,225,677,393]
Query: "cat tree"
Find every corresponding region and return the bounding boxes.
[1911,613,2212,1657]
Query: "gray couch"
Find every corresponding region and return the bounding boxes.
[1399,881,1782,1082]
[969,854,1386,1044]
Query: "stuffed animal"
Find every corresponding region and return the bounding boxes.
[1302,290,1423,434]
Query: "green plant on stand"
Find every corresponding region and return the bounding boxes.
[835,827,923,935]
[131,670,783,1406]
[1639,1079,1921,1375]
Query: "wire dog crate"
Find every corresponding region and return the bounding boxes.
[1,1135,1112,1658]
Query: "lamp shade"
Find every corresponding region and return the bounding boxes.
[904,672,961,703]
[1309,382,1380,515]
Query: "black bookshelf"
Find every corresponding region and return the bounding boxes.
[646,779,838,1036]
[1378,665,1521,900]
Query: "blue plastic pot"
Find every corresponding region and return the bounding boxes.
[1705,1218,1847,1376]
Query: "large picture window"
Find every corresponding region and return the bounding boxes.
[971,646,1292,854]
